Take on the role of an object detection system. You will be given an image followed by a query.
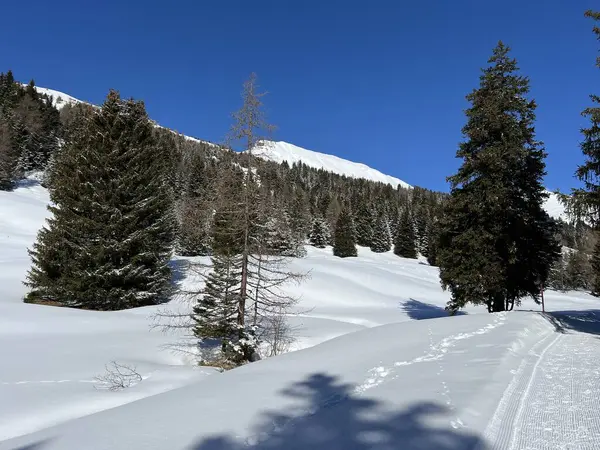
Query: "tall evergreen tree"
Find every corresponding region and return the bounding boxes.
[0,113,21,190]
[572,10,600,295]
[370,214,391,253]
[192,183,244,362]
[436,42,560,314]
[192,253,241,347]
[309,216,330,248]
[354,202,374,247]
[425,220,439,266]
[394,208,417,259]
[333,207,357,257]
[26,90,175,310]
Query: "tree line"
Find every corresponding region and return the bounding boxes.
[0,73,61,189]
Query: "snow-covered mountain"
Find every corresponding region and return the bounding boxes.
[30,86,83,110]
[252,141,412,189]
[32,85,567,220]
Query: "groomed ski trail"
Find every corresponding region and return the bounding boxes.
[484,312,600,450]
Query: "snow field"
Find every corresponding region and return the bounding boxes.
[0,175,594,448]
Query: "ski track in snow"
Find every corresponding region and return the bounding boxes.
[508,332,600,450]
[480,313,600,450]
[245,314,507,446]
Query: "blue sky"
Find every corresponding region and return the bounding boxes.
[1,0,598,192]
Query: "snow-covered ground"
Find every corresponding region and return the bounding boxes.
[1,178,599,449]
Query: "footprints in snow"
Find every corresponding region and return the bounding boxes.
[354,366,390,394]
[353,314,507,427]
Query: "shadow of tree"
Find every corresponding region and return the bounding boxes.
[192,373,487,450]
[12,440,53,450]
[401,299,466,320]
[168,257,190,292]
[544,310,600,336]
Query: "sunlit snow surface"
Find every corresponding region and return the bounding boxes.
[1,178,599,449]
[252,141,412,189]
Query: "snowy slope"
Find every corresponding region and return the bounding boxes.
[543,191,567,221]
[5,310,600,450]
[252,141,412,189]
[29,86,83,110]
[1,178,599,448]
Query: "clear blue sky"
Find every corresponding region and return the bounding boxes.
[1,0,598,192]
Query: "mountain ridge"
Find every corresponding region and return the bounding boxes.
[31,84,566,219]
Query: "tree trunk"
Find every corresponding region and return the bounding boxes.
[492,294,506,312]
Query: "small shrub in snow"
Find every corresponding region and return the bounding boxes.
[94,361,142,391]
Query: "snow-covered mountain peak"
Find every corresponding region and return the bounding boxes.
[252,141,412,189]
[28,86,84,110]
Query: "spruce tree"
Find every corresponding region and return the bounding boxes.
[394,208,417,259]
[192,253,241,346]
[565,250,591,290]
[370,214,391,253]
[572,10,600,295]
[0,113,21,190]
[192,190,243,362]
[413,207,429,255]
[309,216,330,248]
[333,207,357,257]
[437,42,560,314]
[591,241,600,295]
[354,202,374,247]
[26,90,175,310]
[286,188,311,255]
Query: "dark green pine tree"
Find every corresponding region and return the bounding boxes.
[333,206,357,257]
[573,10,600,296]
[591,241,600,295]
[354,202,374,247]
[437,42,560,314]
[370,214,391,253]
[309,215,330,248]
[564,250,591,291]
[287,187,311,244]
[26,90,175,310]
[192,253,241,344]
[0,112,22,190]
[413,207,429,256]
[394,208,417,259]
[192,202,242,357]
[425,220,439,266]
[0,71,18,111]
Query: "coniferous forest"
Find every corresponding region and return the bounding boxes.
[0,9,598,366]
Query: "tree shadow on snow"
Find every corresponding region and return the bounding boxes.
[168,258,190,292]
[191,372,487,450]
[542,310,600,336]
[400,299,466,320]
[11,440,53,450]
